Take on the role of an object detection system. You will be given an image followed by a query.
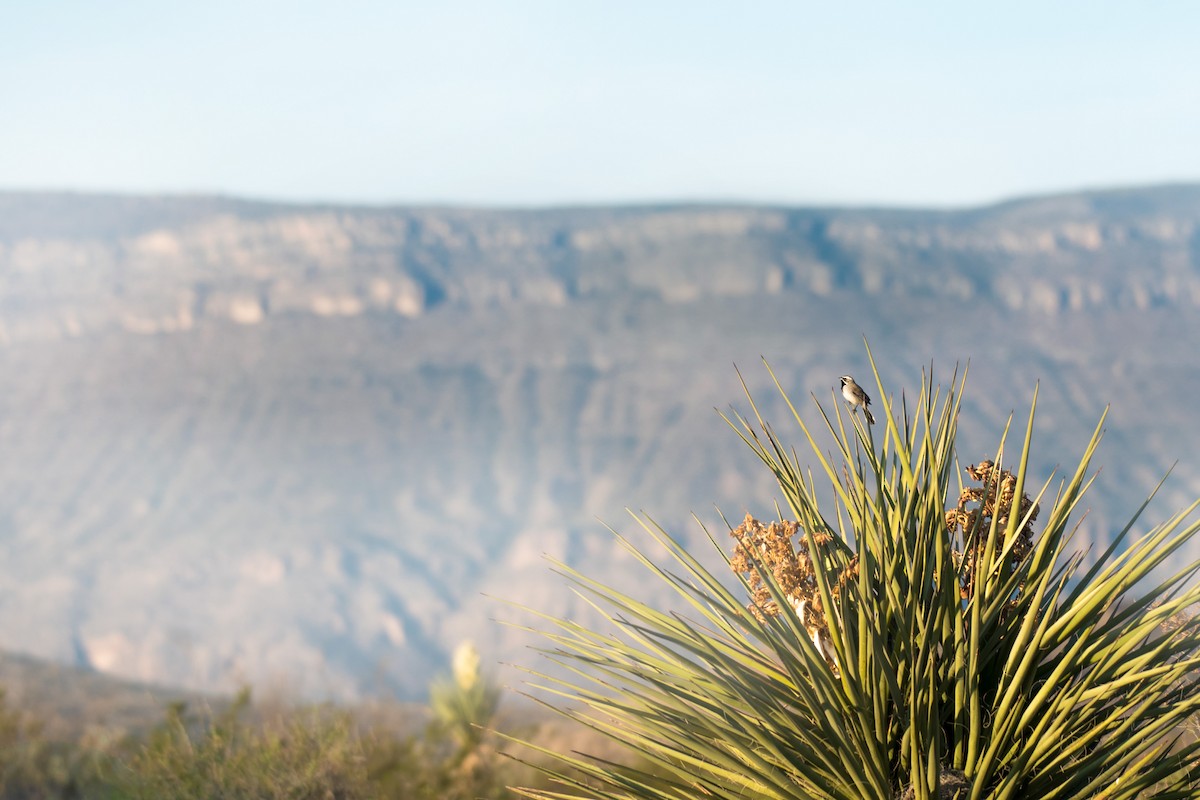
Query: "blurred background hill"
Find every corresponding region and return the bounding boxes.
[0,184,1198,700]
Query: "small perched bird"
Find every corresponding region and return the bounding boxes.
[840,375,876,425]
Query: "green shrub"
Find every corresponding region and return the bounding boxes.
[513,356,1200,799]
[117,689,369,800]
[0,688,120,799]
[112,646,540,800]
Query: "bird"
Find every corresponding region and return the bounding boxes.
[839,375,875,425]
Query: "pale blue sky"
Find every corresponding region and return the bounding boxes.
[4,1,1199,207]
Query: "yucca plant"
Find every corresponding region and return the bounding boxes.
[510,351,1200,799]
[430,640,503,757]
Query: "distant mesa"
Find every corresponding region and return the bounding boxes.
[0,185,1197,701]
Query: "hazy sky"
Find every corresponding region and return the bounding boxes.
[4,1,1199,207]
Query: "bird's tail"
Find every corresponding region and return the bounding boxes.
[865,407,876,425]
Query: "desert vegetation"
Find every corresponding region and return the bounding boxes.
[0,641,577,799]
[513,355,1200,799]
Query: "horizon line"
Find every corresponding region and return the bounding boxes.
[1,179,1199,215]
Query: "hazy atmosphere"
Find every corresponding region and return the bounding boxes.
[2,6,1200,797]
[5,2,1200,206]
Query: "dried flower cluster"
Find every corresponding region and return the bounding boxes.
[730,513,847,671]
[946,459,1039,599]
[730,514,808,619]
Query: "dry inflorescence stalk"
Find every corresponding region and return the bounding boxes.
[945,459,1039,600]
[729,459,1039,673]
[730,513,847,672]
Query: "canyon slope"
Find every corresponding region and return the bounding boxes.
[0,185,1198,699]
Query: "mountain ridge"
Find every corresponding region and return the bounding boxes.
[0,184,1197,700]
